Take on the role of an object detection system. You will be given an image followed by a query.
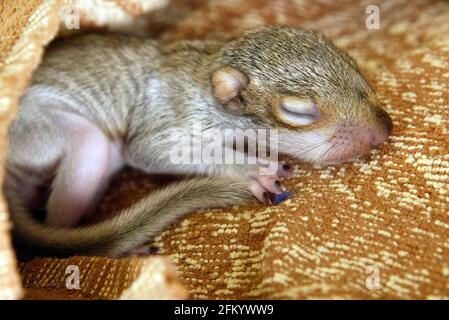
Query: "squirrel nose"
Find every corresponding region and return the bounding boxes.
[370,108,393,146]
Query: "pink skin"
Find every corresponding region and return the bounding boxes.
[323,114,392,164]
[45,113,124,227]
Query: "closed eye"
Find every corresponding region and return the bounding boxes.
[278,97,320,126]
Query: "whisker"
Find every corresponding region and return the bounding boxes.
[322,141,343,163]
[300,138,335,155]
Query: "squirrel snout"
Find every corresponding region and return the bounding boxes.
[326,109,393,163]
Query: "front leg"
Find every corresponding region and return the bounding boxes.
[213,158,293,204]
[127,139,293,204]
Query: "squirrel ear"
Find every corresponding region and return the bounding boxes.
[212,67,249,115]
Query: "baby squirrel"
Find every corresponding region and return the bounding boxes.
[4,26,392,258]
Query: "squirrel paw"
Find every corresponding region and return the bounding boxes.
[246,162,293,205]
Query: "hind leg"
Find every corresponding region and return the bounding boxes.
[7,89,125,227]
[46,123,123,227]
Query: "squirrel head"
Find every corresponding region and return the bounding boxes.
[211,26,392,164]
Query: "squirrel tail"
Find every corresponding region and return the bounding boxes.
[5,176,255,258]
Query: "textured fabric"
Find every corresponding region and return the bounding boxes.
[1,0,449,299]
[20,256,188,300]
[0,0,63,300]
